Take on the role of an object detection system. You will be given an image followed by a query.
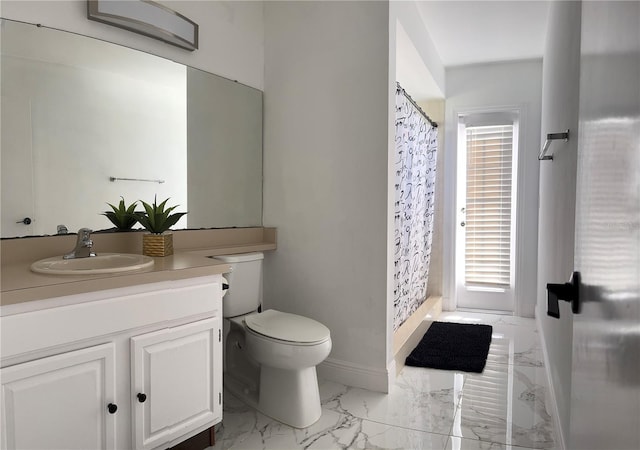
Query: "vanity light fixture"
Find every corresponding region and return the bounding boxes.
[87,0,198,51]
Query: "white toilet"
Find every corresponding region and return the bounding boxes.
[216,252,332,429]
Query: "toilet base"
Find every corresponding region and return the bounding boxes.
[224,365,323,429]
[258,365,322,429]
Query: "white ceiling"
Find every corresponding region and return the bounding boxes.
[416,0,551,67]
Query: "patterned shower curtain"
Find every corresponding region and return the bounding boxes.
[393,84,438,331]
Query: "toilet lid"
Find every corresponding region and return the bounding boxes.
[244,309,330,344]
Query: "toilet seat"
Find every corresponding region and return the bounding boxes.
[244,309,330,344]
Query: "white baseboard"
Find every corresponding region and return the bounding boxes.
[317,297,442,395]
[317,357,393,393]
[393,296,442,376]
[536,306,567,450]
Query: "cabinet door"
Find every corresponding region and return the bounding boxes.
[0,343,116,450]
[131,317,222,450]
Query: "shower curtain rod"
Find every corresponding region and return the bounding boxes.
[396,82,438,128]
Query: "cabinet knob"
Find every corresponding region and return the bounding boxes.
[107,403,118,414]
[137,393,147,403]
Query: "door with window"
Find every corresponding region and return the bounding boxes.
[455,112,519,311]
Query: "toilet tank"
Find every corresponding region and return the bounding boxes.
[215,252,264,318]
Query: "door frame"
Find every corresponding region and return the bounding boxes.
[445,104,532,315]
[455,110,520,312]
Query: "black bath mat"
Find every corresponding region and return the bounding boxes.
[405,321,493,373]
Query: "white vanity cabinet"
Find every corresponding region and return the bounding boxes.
[0,274,224,450]
[1,343,117,450]
[131,318,221,450]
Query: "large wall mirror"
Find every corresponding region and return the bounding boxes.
[1,18,263,238]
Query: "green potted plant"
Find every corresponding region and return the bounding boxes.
[102,197,138,231]
[135,196,187,257]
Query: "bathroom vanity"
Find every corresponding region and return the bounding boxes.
[0,227,276,450]
[0,253,232,450]
[2,276,224,450]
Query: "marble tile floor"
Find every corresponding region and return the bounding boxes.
[209,311,556,450]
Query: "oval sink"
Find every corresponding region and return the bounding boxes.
[31,253,154,275]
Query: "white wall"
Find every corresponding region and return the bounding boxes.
[391,1,445,102]
[390,1,445,96]
[536,2,582,448]
[420,100,445,298]
[0,0,264,90]
[263,1,391,392]
[444,60,542,316]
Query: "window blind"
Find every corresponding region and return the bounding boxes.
[464,124,513,287]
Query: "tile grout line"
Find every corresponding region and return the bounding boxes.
[317,404,454,439]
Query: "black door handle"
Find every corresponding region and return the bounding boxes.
[107,403,118,414]
[547,271,581,319]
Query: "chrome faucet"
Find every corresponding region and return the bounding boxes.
[64,228,96,259]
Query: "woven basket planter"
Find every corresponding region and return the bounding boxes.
[142,232,173,257]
